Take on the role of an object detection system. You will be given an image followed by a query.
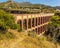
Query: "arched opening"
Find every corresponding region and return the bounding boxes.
[17,20,22,30]
[38,17,40,25]
[23,19,27,30]
[28,19,31,28]
[36,18,37,26]
[32,18,34,27]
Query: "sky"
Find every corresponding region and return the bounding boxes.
[0,0,60,6]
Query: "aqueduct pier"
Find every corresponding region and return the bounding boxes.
[12,13,54,34]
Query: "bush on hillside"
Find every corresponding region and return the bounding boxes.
[45,12,60,42]
[54,12,60,16]
[0,32,15,40]
[0,10,21,33]
[28,31,37,37]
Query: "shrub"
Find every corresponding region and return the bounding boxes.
[0,32,15,40]
[0,10,21,33]
[45,12,60,42]
[28,31,37,37]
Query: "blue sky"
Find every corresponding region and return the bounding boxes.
[0,0,60,6]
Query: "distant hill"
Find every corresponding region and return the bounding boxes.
[54,6,60,10]
[0,1,55,13]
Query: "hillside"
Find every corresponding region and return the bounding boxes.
[0,1,55,13]
[0,30,58,48]
[54,6,60,10]
[0,1,60,48]
[0,9,60,48]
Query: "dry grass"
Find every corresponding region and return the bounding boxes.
[0,30,59,48]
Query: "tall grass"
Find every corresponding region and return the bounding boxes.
[0,32,15,40]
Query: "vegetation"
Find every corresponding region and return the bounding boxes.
[0,1,60,48]
[0,31,56,48]
[44,12,60,43]
[0,1,55,13]
[0,9,21,40]
[0,32,15,40]
[54,6,60,10]
[0,10,20,33]
[0,9,59,48]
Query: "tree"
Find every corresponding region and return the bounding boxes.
[7,0,13,2]
[0,10,20,33]
[45,12,60,42]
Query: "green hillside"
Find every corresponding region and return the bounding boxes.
[0,5,60,48]
[0,1,60,48]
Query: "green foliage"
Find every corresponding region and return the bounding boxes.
[51,12,60,28]
[54,12,60,16]
[0,1,55,13]
[0,32,15,40]
[0,10,20,33]
[45,12,60,42]
[28,31,37,37]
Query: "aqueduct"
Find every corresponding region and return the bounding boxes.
[11,13,54,34]
[0,1,54,34]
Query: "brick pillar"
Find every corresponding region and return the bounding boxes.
[41,17,42,24]
[42,17,43,24]
[34,15,36,33]
[40,17,41,25]
[35,17,37,26]
[44,17,45,23]
[39,27,41,34]
[22,14,23,30]
[47,16,49,21]
[46,16,47,22]
[34,17,36,27]
[43,17,45,23]
[42,26,43,32]
[38,17,39,25]
[39,17,40,25]
[37,17,38,25]
[37,14,38,34]
[31,14,32,28]
[27,15,28,30]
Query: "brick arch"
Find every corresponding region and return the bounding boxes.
[12,13,54,34]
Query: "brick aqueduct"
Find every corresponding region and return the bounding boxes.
[12,13,54,34]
